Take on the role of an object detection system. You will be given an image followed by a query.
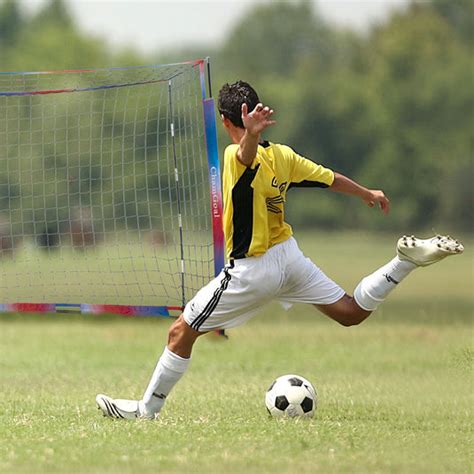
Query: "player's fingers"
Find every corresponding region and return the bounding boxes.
[367,201,375,208]
[381,198,390,215]
[255,103,263,112]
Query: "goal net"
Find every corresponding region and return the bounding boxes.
[0,59,224,317]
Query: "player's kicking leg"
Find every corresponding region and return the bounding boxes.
[96,315,203,419]
[317,234,464,326]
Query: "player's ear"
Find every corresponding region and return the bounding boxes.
[221,115,232,129]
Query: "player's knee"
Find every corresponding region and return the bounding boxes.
[339,307,371,327]
[339,316,365,327]
[168,315,200,345]
[168,316,186,343]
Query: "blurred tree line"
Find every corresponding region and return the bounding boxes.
[0,0,472,235]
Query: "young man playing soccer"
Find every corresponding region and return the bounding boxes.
[96,81,463,420]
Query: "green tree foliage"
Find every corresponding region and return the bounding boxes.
[0,0,472,235]
[431,0,474,43]
[0,0,22,48]
[1,0,107,70]
[357,4,473,232]
[218,1,333,80]
[213,1,472,233]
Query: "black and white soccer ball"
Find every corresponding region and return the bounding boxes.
[265,374,317,418]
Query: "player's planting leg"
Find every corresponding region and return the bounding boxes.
[96,316,202,420]
[139,316,200,418]
[354,234,464,312]
[138,347,189,418]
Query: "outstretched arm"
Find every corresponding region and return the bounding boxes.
[330,172,390,215]
[237,103,276,166]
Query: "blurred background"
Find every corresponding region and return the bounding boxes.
[0,0,472,234]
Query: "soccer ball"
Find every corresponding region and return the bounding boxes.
[265,374,317,418]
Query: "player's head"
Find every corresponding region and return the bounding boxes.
[218,81,260,129]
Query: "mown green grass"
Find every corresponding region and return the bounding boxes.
[0,232,472,473]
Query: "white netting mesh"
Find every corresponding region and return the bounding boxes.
[0,62,215,307]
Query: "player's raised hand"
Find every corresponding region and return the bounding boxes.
[364,189,390,215]
[242,103,276,136]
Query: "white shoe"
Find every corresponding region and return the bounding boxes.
[397,234,464,267]
[96,394,154,420]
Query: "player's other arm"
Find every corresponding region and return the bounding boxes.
[330,172,390,215]
[289,152,389,216]
[237,103,276,166]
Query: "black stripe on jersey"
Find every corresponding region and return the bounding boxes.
[288,180,330,189]
[230,164,260,259]
[191,267,232,330]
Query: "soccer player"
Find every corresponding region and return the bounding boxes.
[96,81,463,419]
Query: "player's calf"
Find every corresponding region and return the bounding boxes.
[315,294,372,327]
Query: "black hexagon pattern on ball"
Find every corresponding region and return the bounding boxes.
[301,397,313,413]
[275,395,290,411]
[288,377,303,387]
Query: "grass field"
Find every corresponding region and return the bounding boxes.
[0,232,472,473]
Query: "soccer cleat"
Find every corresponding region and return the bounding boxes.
[96,394,154,420]
[397,234,464,267]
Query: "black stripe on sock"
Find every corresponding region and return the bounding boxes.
[152,392,167,400]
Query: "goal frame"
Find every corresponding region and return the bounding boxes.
[0,58,225,318]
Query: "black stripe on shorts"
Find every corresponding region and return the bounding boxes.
[191,266,232,331]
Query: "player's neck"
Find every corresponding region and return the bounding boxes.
[229,127,244,144]
[230,127,261,145]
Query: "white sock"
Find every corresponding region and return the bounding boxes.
[139,346,190,417]
[354,256,417,311]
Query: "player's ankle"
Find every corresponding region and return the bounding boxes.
[138,400,158,419]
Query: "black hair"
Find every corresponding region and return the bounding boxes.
[217,81,260,129]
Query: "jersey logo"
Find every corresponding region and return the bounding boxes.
[266,195,285,213]
[271,177,287,193]
[267,177,287,213]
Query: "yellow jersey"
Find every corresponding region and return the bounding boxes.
[222,141,334,259]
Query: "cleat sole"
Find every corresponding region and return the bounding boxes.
[397,234,464,267]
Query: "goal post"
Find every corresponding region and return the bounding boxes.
[0,58,224,317]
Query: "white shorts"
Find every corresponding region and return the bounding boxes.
[183,237,345,332]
